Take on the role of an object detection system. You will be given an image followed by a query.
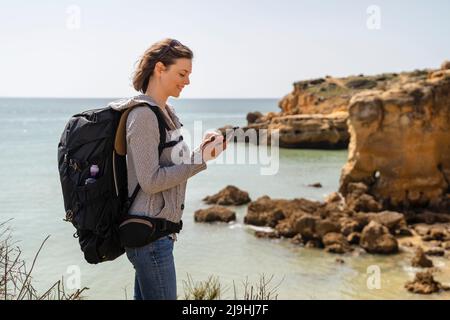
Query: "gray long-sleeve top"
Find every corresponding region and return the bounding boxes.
[109,94,207,227]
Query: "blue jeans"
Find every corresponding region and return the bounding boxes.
[125,236,177,300]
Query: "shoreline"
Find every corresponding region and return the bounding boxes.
[196,185,450,296]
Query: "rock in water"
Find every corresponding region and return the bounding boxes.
[203,185,251,206]
[364,211,408,234]
[360,221,399,254]
[244,196,320,227]
[194,206,236,223]
[405,271,450,294]
[246,111,263,124]
[425,247,445,257]
[254,231,280,239]
[411,247,433,268]
[315,219,341,238]
[294,214,319,240]
[322,232,352,254]
[308,182,322,188]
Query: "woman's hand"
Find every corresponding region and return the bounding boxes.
[201,134,226,162]
[200,131,220,147]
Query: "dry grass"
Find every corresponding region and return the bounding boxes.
[182,274,222,300]
[182,273,283,300]
[236,274,283,300]
[0,220,88,300]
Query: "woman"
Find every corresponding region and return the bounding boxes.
[121,38,225,300]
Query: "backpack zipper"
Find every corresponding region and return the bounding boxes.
[112,150,119,197]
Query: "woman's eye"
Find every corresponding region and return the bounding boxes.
[179,73,185,77]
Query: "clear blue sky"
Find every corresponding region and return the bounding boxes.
[0,0,449,98]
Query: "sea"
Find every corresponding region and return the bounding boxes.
[0,97,449,300]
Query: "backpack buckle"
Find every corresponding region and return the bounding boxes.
[64,210,74,222]
[69,159,81,172]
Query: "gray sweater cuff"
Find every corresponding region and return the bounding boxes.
[188,148,207,177]
[189,162,207,177]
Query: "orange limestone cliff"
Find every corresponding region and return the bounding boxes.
[339,63,450,212]
[233,67,438,149]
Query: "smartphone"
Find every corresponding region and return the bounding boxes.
[205,126,239,144]
[202,127,239,151]
[225,126,239,143]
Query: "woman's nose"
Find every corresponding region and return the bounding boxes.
[185,76,190,85]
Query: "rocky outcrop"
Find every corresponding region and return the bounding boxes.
[203,185,251,206]
[293,214,320,240]
[308,182,322,188]
[266,112,349,149]
[408,212,450,224]
[254,230,280,239]
[246,111,263,124]
[220,112,350,149]
[409,223,450,255]
[360,221,399,254]
[359,211,409,235]
[425,247,445,257]
[278,70,431,116]
[405,271,450,294]
[244,194,405,254]
[244,195,321,227]
[340,67,450,212]
[419,225,450,242]
[194,206,236,223]
[225,68,436,149]
[278,75,392,116]
[344,182,383,212]
[219,63,450,152]
[322,232,352,254]
[411,247,433,268]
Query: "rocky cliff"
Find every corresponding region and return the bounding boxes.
[340,65,450,212]
[229,66,443,149]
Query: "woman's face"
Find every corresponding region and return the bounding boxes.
[159,58,192,98]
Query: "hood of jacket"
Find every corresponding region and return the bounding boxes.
[110,94,183,156]
[108,94,159,112]
[108,94,182,127]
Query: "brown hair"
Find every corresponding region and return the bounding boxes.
[132,38,193,93]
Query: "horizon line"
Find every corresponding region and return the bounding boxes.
[0,96,281,100]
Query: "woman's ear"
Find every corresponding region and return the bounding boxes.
[154,61,166,76]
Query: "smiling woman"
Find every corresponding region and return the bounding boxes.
[132,38,193,99]
[120,38,225,301]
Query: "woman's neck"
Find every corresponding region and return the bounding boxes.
[145,79,168,108]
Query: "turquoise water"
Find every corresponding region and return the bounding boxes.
[0,98,449,300]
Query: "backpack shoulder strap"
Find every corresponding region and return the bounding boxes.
[145,104,169,156]
[114,102,169,156]
[127,103,170,204]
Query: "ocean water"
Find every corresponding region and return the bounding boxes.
[0,97,449,300]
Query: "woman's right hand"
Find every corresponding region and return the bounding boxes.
[201,134,225,162]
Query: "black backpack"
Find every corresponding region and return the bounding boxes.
[57,102,180,264]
